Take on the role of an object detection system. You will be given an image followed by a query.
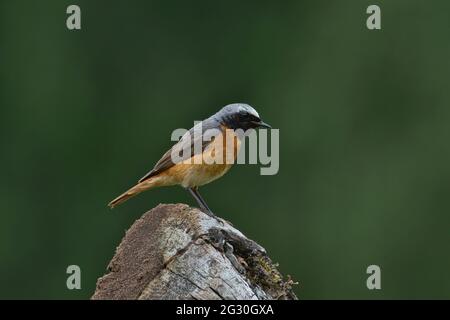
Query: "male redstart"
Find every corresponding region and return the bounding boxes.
[108,103,271,218]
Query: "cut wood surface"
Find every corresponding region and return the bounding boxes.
[92,204,298,300]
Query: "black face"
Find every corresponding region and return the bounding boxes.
[218,104,272,130]
[232,109,271,130]
[233,109,260,130]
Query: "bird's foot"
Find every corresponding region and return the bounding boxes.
[221,217,234,227]
[200,208,232,226]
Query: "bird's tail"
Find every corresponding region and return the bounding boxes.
[108,177,161,208]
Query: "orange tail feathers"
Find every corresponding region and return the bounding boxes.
[108,177,160,208]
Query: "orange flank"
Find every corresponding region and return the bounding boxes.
[109,129,242,208]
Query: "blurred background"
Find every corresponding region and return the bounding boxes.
[1,0,449,299]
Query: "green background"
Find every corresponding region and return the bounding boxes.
[1,0,449,299]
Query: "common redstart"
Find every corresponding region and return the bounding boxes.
[108,103,271,218]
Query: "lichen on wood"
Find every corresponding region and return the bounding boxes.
[92,203,298,300]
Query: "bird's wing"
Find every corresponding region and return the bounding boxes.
[138,120,219,183]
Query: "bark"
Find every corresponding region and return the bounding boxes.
[92,203,298,300]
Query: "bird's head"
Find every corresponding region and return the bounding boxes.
[216,103,271,130]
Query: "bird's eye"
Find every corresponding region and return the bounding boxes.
[238,109,260,122]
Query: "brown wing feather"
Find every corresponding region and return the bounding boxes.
[138,148,174,183]
[138,124,218,183]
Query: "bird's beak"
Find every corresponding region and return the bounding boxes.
[252,120,272,129]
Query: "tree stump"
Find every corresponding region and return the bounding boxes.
[92,204,298,300]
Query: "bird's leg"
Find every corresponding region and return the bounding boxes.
[187,187,231,226]
[187,187,215,217]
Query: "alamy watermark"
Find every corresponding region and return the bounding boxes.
[366,5,381,30]
[66,265,81,290]
[66,5,81,30]
[169,122,279,175]
[366,265,381,290]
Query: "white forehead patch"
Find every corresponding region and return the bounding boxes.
[238,105,260,118]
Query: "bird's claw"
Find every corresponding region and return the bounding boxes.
[200,208,231,226]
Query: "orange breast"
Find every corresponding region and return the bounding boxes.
[163,127,242,188]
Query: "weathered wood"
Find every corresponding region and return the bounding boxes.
[92,204,297,300]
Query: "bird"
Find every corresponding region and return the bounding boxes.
[108,103,271,218]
